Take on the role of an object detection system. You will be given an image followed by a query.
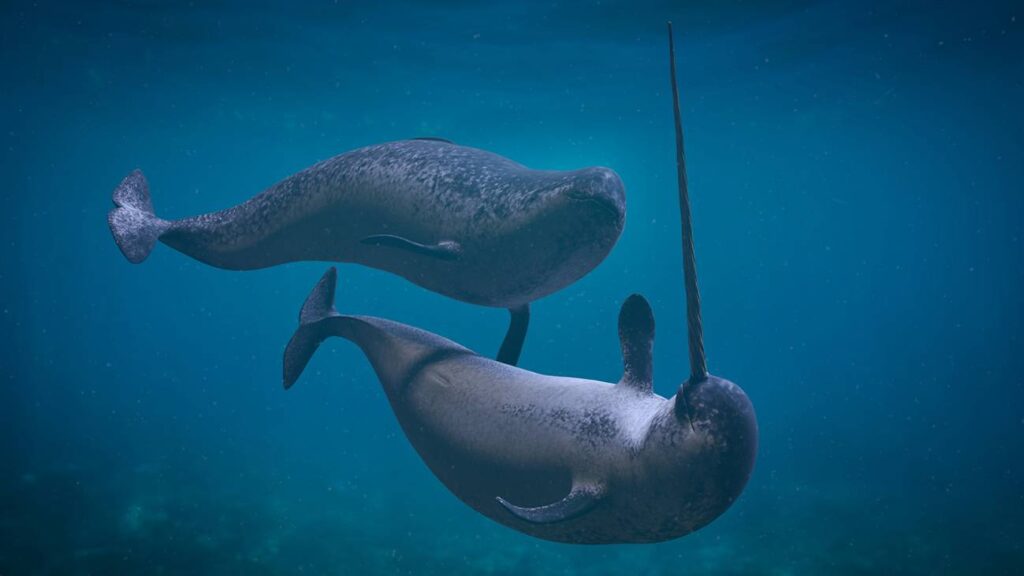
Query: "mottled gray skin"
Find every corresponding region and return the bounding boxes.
[286,269,757,544]
[109,139,625,308]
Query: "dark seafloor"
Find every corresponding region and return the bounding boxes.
[1,1,1022,574]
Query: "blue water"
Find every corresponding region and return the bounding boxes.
[2,1,1022,574]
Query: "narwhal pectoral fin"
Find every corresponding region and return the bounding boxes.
[359,234,463,261]
[496,482,605,524]
[496,304,530,366]
[617,294,655,393]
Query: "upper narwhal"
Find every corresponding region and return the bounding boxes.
[107,138,625,364]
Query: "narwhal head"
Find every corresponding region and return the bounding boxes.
[528,165,626,260]
[529,165,625,226]
[559,166,627,226]
[545,166,626,278]
[615,292,757,541]
[491,166,625,305]
[648,374,757,533]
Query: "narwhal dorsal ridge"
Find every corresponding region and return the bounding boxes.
[411,136,454,144]
[617,294,655,393]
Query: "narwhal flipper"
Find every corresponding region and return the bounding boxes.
[496,482,605,524]
[617,294,654,393]
[359,234,463,261]
[107,170,170,263]
[496,304,530,366]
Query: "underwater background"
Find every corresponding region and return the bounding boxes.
[2,0,1022,574]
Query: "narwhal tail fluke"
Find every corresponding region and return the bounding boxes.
[107,169,171,264]
[284,267,342,389]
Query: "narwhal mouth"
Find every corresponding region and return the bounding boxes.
[567,191,624,221]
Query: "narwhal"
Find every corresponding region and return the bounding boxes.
[281,23,757,544]
[108,138,625,365]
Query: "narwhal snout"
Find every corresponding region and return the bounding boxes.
[565,167,626,223]
[676,376,756,432]
[675,375,759,491]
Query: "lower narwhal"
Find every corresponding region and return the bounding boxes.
[282,23,757,544]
